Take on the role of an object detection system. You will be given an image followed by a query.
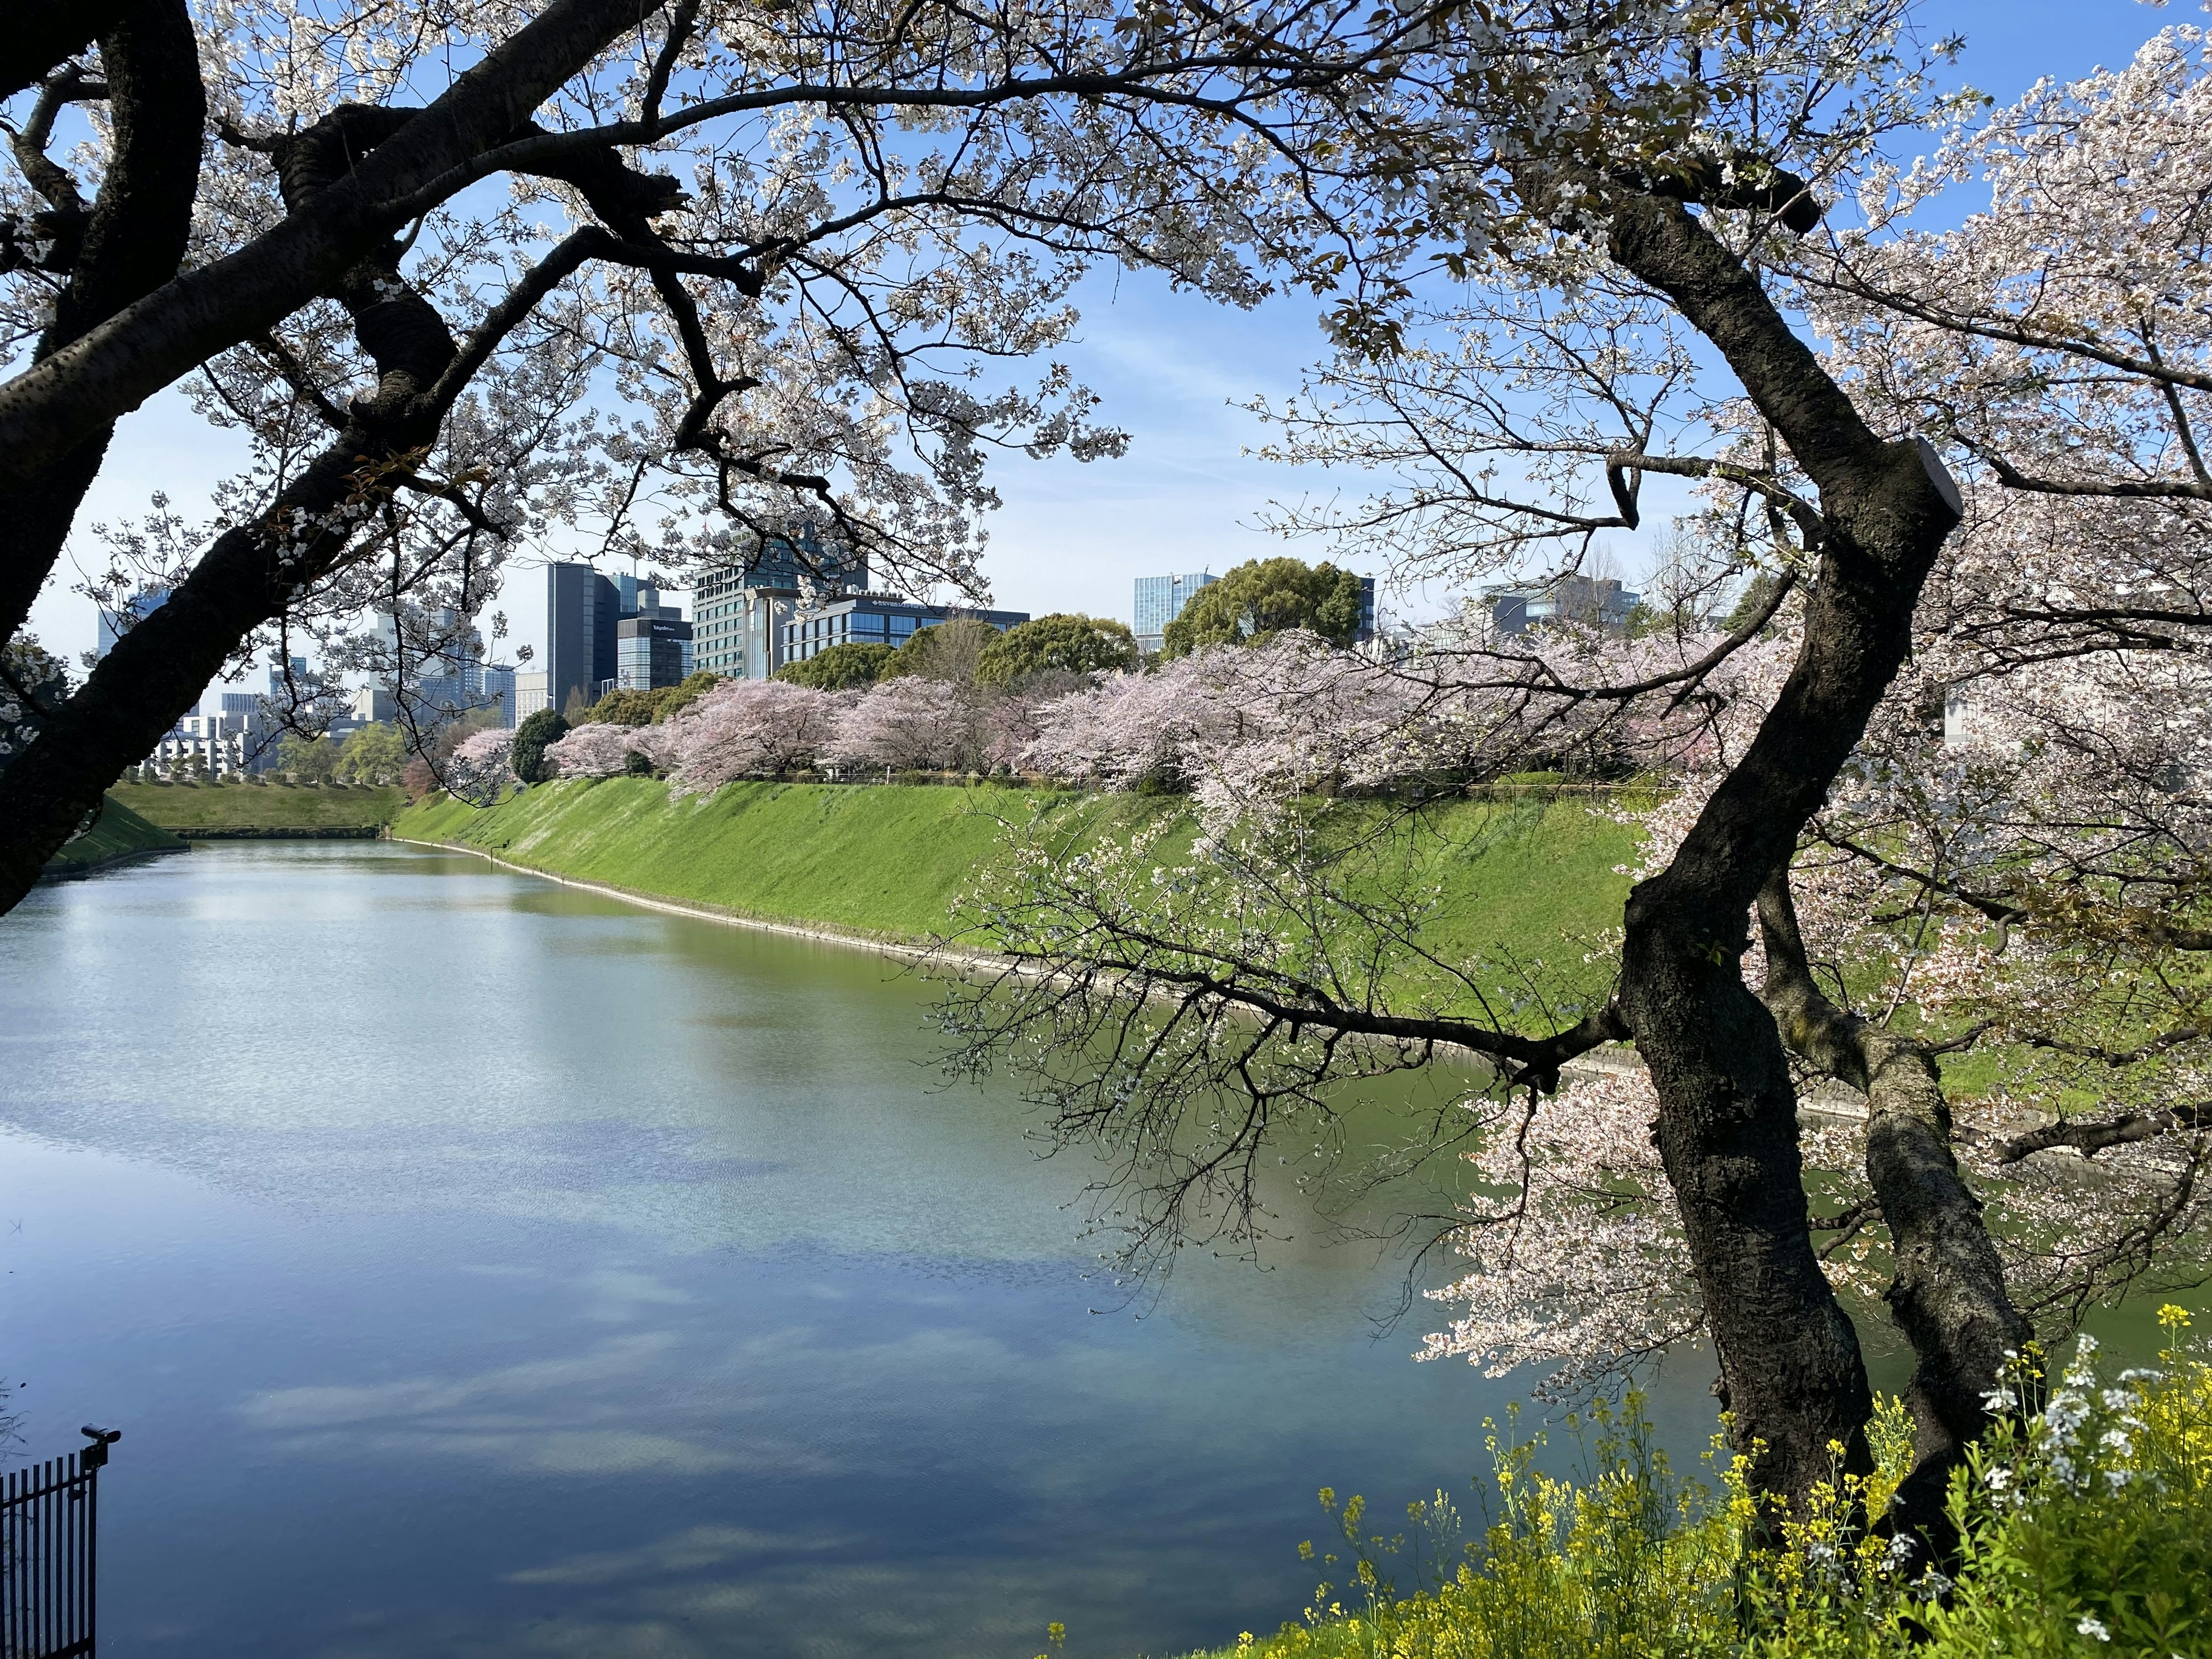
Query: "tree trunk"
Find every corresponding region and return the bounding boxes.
[1757,868,2030,1556]
[0,0,204,647]
[0,0,132,100]
[1620,889,1875,1511]
[0,0,641,490]
[1602,192,1967,1512]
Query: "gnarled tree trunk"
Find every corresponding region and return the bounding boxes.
[1757,868,2030,1554]
[1604,191,1978,1516]
[0,0,205,649]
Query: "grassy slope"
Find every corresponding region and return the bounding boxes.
[393,779,1642,972]
[44,795,187,873]
[111,781,406,830]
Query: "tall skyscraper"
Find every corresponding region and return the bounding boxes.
[550,565,708,706]
[547,562,618,716]
[1132,571,1215,654]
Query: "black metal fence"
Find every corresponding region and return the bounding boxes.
[1,1429,119,1659]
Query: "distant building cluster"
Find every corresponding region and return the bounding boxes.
[545,565,698,717]
[138,660,305,777]
[686,524,1031,680]
[97,546,1414,779]
[1483,574,1641,636]
[371,608,521,729]
[97,582,523,779]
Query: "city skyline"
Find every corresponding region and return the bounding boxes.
[18,2,2168,685]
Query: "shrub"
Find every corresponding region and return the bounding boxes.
[1196,1312,2211,1659]
[512,708,569,783]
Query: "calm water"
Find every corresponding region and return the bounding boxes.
[0,842,1720,1659]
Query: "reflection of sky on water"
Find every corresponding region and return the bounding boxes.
[0,843,1723,1658]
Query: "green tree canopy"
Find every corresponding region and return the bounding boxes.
[336,721,407,783]
[975,613,1139,686]
[275,730,339,782]
[1160,558,1367,657]
[580,671,722,728]
[512,709,569,785]
[883,617,998,685]
[775,642,896,690]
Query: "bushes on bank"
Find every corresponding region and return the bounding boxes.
[1197,1313,2209,1659]
[512,708,568,783]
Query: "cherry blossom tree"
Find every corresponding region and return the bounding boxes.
[542,720,644,779]
[442,725,514,806]
[941,3,2212,1541]
[659,676,844,786]
[0,0,1486,907]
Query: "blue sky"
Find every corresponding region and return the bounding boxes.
[22,0,2181,683]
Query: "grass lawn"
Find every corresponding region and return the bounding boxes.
[111,780,407,831]
[44,795,186,874]
[394,779,1643,990]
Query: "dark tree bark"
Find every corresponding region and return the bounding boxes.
[0,113,462,907]
[1756,869,2030,1553]
[1603,194,1969,1515]
[0,0,133,101]
[0,0,204,650]
[0,0,642,490]
[0,82,692,908]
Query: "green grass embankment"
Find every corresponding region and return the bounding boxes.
[43,795,187,878]
[110,781,405,835]
[393,778,1642,980]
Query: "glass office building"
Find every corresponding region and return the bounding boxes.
[781,597,1028,665]
[693,523,868,680]
[1132,571,1215,654]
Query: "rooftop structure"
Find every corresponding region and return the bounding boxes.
[1484,574,1641,637]
[781,596,1028,666]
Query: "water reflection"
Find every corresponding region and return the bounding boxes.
[0,842,1721,1658]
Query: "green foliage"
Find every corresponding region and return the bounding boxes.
[581,670,723,726]
[336,721,407,784]
[584,687,663,725]
[1162,559,1366,657]
[777,642,896,689]
[975,613,1140,685]
[275,730,339,782]
[884,616,998,684]
[1186,1313,2212,1659]
[512,708,569,783]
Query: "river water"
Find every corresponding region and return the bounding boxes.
[0,842,1721,1659]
